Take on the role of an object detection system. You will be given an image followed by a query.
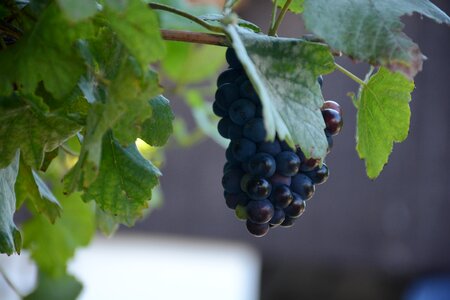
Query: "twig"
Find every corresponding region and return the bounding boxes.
[148,2,225,34]
[160,29,229,47]
[335,62,366,86]
[268,0,293,36]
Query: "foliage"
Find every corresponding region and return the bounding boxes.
[0,0,448,298]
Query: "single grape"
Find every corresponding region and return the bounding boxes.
[213,101,228,117]
[239,80,259,104]
[246,220,269,237]
[243,118,266,143]
[297,149,321,171]
[246,177,272,200]
[223,161,241,173]
[246,199,274,224]
[234,74,247,86]
[258,140,281,156]
[291,174,315,200]
[241,161,250,173]
[279,140,295,151]
[217,118,231,139]
[226,48,242,69]
[280,216,295,227]
[217,68,241,87]
[270,184,294,208]
[235,204,248,221]
[226,144,237,162]
[248,152,276,178]
[269,173,292,186]
[222,169,244,193]
[230,138,257,162]
[275,151,301,176]
[269,209,285,227]
[240,173,252,193]
[228,122,243,139]
[216,83,240,110]
[284,192,306,218]
[229,99,256,126]
[305,164,329,185]
[322,108,343,136]
[255,105,263,118]
[321,100,342,115]
[224,192,248,209]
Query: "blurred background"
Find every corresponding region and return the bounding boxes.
[1,0,450,299]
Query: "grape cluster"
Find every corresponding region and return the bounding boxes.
[215,48,343,237]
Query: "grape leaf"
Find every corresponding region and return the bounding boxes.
[0,93,82,169]
[0,3,93,98]
[303,0,450,79]
[356,68,415,179]
[273,0,304,14]
[24,271,82,300]
[15,160,62,223]
[0,151,22,255]
[225,26,335,159]
[141,96,174,147]
[82,132,161,226]
[96,206,119,237]
[56,0,98,21]
[23,193,95,277]
[105,0,165,68]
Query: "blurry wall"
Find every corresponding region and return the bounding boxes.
[132,0,450,276]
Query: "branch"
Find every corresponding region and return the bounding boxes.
[160,29,229,47]
[268,0,293,36]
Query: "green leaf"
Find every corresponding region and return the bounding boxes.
[273,0,304,14]
[15,160,62,223]
[23,193,95,277]
[24,271,82,300]
[0,151,22,255]
[56,0,98,21]
[162,42,226,84]
[141,96,174,147]
[0,4,93,98]
[0,93,82,169]
[303,0,450,79]
[82,132,161,226]
[105,0,165,68]
[356,68,415,179]
[225,26,335,159]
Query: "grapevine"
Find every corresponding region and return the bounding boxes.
[0,0,448,298]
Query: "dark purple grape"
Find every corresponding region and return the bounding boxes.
[224,192,248,209]
[228,122,243,139]
[280,216,295,227]
[279,140,295,151]
[321,100,342,115]
[246,199,274,224]
[255,105,263,118]
[235,204,248,221]
[305,164,329,185]
[297,149,321,171]
[246,220,269,237]
[270,184,293,208]
[243,118,266,143]
[226,48,242,69]
[248,152,276,177]
[275,151,301,176]
[258,141,281,156]
[291,174,315,200]
[284,193,306,218]
[223,161,241,173]
[269,173,291,186]
[246,177,272,200]
[213,101,228,117]
[269,209,285,227]
[322,108,343,136]
[217,68,241,87]
[241,161,250,173]
[218,118,231,139]
[234,74,247,86]
[222,169,244,193]
[226,144,237,162]
[216,83,240,110]
[229,99,256,126]
[239,80,259,103]
[230,138,256,162]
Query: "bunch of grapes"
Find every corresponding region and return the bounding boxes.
[214,48,343,237]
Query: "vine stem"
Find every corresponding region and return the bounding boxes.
[160,29,229,47]
[335,62,367,86]
[0,266,24,299]
[148,2,225,34]
[268,0,293,36]
[269,0,278,35]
